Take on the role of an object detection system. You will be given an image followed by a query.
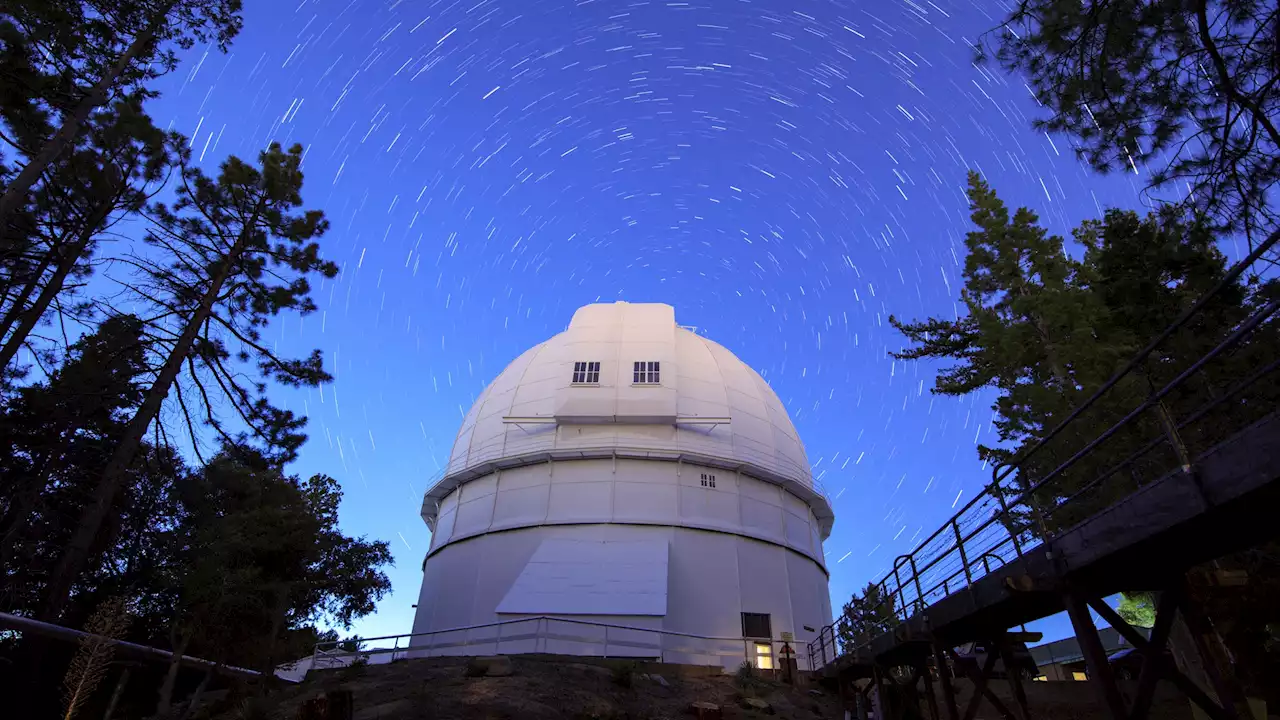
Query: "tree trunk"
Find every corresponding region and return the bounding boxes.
[0,5,170,241]
[0,247,54,343]
[155,631,190,716]
[177,669,213,720]
[0,448,58,568]
[259,587,290,683]
[0,199,112,372]
[41,210,259,622]
[102,667,130,720]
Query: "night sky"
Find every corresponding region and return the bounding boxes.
[142,0,1151,644]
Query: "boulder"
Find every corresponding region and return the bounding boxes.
[690,701,722,719]
[465,656,513,677]
[741,697,773,713]
[650,674,671,688]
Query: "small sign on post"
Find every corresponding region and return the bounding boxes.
[781,631,794,642]
[779,641,797,684]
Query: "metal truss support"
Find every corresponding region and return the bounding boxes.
[1086,581,1247,720]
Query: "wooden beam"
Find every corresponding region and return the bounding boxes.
[1127,590,1181,720]
[997,633,1033,720]
[1175,587,1248,720]
[921,659,942,720]
[1088,595,1236,720]
[957,650,1003,720]
[1065,592,1128,720]
[932,640,960,720]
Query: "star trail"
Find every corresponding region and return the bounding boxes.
[144,0,1149,640]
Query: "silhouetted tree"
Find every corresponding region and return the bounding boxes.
[838,582,899,652]
[0,97,174,375]
[0,0,242,237]
[891,172,1277,537]
[153,449,391,710]
[43,141,336,622]
[983,0,1280,245]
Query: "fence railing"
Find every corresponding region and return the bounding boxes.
[810,228,1280,669]
[310,616,814,676]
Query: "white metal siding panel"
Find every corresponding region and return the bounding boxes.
[736,539,794,639]
[666,527,743,638]
[496,538,669,616]
[453,493,496,537]
[740,495,785,542]
[546,481,612,522]
[614,481,679,523]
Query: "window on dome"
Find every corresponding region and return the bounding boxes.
[700,472,717,488]
[572,361,601,384]
[633,360,660,384]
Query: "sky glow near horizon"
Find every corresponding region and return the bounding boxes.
[141,0,1152,645]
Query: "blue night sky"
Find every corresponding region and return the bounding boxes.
[139,0,1151,646]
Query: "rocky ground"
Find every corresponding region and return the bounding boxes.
[199,655,1216,720]
[212,655,842,720]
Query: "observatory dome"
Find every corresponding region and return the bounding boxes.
[411,302,835,670]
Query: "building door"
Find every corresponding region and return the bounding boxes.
[741,612,773,669]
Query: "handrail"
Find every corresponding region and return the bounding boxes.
[810,226,1280,669]
[311,615,814,676]
[0,611,269,681]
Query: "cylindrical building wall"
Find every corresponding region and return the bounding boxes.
[411,456,833,668]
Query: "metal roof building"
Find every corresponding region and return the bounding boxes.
[409,302,835,669]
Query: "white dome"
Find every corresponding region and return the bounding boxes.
[422,302,833,538]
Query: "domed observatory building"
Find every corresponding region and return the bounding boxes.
[410,302,834,669]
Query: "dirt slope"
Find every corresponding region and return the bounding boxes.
[221,656,841,720]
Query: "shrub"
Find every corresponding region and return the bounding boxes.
[609,660,637,688]
[735,661,762,694]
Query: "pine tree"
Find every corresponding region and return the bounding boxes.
[0,315,149,592]
[0,97,174,375]
[42,141,336,622]
[838,582,899,652]
[890,172,1117,528]
[890,175,1276,537]
[153,448,390,710]
[983,0,1280,244]
[0,0,243,238]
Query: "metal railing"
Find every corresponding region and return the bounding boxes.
[310,616,813,676]
[810,229,1280,669]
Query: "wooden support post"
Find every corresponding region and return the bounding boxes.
[921,660,941,720]
[1088,593,1237,720]
[948,648,1018,720]
[1064,591,1128,720]
[997,633,1033,720]
[1127,589,1181,720]
[1176,587,1248,720]
[874,665,888,720]
[932,640,960,720]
